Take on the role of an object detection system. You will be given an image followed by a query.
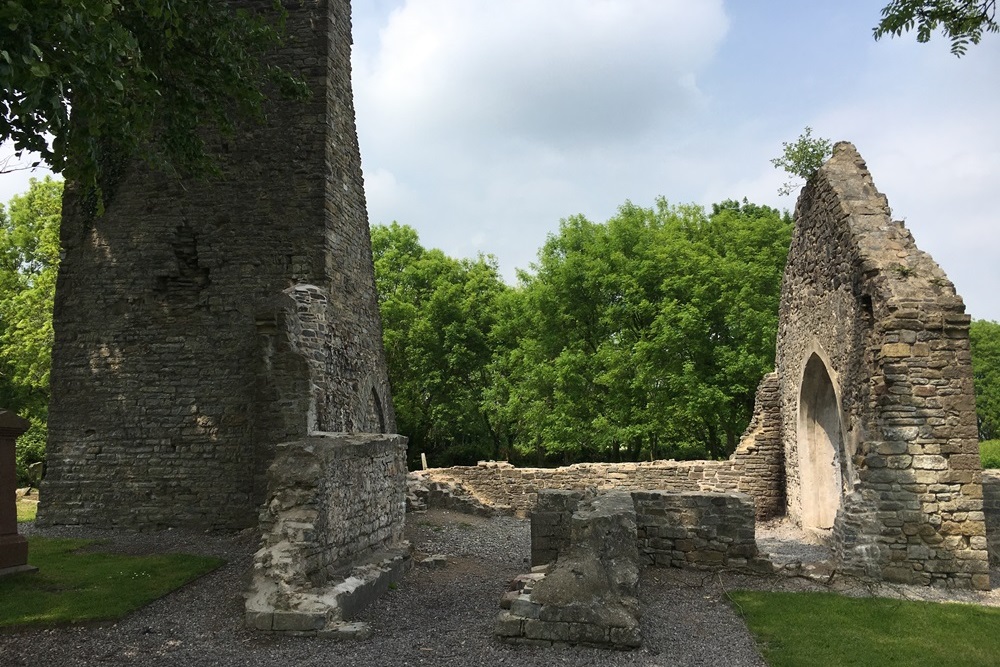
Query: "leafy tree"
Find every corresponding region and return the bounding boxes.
[0,176,62,484]
[875,1,998,55]
[0,1,305,200]
[488,198,793,463]
[771,127,833,196]
[371,223,511,468]
[971,319,1000,440]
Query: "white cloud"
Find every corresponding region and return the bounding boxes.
[355,0,729,149]
[354,0,730,276]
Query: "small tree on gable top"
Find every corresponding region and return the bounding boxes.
[770,127,833,197]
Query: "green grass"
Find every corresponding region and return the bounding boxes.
[730,590,1000,667]
[0,537,224,628]
[980,439,1000,468]
[16,499,37,522]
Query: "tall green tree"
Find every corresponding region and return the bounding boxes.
[0,176,62,484]
[971,319,1000,440]
[488,198,793,463]
[0,1,305,198]
[371,223,510,467]
[875,1,998,55]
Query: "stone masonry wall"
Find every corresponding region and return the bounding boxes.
[530,489,762,572]
[983,470,1000,566]
[40,0,395,530]
[632,490,763,570]
[416,373,783,521]
[777,143,987,589]
[245,433,409,635]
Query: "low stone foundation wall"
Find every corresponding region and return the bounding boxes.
[415,459,767,519]
[245,433,410,638]
[500,489,768,649]
[632,491,763,570]
[418,373,784,521]
[531,489,765,572]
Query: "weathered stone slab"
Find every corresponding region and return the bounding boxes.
[498,492,641,650]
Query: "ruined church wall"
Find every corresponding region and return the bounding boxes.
[530,489,760,572]
[416,372,784,520]
[255,434,408,583]
[777,143,987,588]
[40,0,394,530]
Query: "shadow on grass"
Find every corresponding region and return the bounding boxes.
[0,537,224,628]
[729,590,1000,667]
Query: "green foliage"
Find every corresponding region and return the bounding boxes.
[0,177,62,485]
[486,198,792,463]
[770,127,833,197]
[875,1,998,55]
[372,223,511,468]
[730,589,1000,667]
[980,440,1000,468]
[0,537,224,627]
[0,1,307,201]
[971,320,1000,441]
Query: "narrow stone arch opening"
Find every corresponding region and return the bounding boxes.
[797,354,844,531]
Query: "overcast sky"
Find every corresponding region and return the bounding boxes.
[2,1,997,320]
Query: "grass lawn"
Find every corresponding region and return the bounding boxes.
[0,537,224,628]
[980,439,1000,468]
[730,590,1000,667]
[16,498,37,522]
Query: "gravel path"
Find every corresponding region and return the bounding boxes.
[12,510,1000,666]
[4,511,766,667]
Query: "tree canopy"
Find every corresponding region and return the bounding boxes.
[0,176,62,484]
[373,199,793,467]
[0,1,304,199]
[875,1,998,55]
[372,222,510,467]
[485,199,793,463]
[971,319,1000,440]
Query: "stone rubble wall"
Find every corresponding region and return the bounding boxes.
[531,489,764,572]
[245,433,409,636]
[416,372,784,521]
[40,0,395,530]
[632,490,764,570]
[777,142,988,589]
[982,470,1000,566]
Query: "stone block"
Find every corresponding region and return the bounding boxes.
[245,611,274,631]
[494,612,524,637]
[523,619,571,642]
[510,597,542,619]
[568,622,609,645]
[272,610,326,632]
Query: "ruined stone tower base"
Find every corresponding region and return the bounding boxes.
[39,0,395,531]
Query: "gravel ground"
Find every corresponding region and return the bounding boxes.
[6,511,1000,667]
[5,511,765,667]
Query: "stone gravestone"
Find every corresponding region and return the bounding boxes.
[0,409,34,576]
